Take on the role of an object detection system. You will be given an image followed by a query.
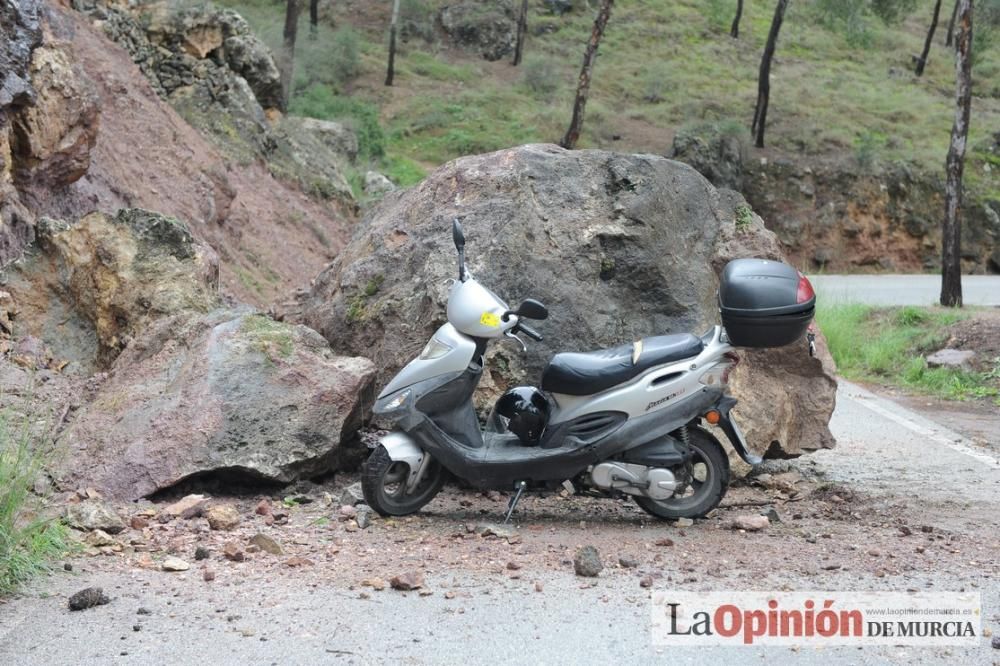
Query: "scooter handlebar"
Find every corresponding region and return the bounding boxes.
[516,322,543,342]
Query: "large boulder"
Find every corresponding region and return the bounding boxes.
[10,44,100,198]
[56,308,377,499]
[297,144,836,458]
[440,1,517,62]
[9,208,219,365]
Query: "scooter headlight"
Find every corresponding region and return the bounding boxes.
[383,389,411,411]
[419,338,452,360]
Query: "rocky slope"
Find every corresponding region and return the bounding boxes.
[2,0,359,305]
[670,125,1000,274]
[1,0,375,498]
[292,144,837,458]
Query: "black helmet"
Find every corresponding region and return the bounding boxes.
[493,387,550,445]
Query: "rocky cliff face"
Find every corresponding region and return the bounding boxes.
[670,125,1000,274]
[0,0,374,498]
[1,0,359,305]
[294,144,837,458]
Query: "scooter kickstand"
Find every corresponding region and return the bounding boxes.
[503,481,527,524]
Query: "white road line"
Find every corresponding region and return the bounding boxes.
[841,381,1000,470]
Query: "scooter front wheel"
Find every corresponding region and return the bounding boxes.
[361,445,446,516]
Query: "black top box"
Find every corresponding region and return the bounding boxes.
[718,258,815,348]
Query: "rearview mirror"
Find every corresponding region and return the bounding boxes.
[452,219,465,251]
[516,299,548,321]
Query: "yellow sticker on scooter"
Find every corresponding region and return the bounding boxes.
[480,312,500,327]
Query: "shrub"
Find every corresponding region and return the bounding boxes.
[522,56,560,96]
[1,410,70,594]
[329,27,362,85]
[853,130,887,171]
[290,85,386,160]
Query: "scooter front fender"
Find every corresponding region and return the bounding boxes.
[380,431,424,467]
[715,396,763,465]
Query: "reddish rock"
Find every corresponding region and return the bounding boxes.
[390,571,424,591]
[223,542,245,562]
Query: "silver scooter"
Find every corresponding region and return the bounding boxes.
[362,220,816,521]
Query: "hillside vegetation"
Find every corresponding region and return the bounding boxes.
[218,0,1000,200]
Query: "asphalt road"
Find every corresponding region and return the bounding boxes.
[1,382,998,665]
[809,274,1000,306]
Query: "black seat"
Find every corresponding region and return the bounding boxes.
[540,334,704,396]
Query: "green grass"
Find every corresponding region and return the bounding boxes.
[1,410,72,595]
[240,314,295,359]
[214,0,1000,199]
[816,303,999,403]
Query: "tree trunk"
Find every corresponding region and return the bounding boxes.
[513,0,529,66]
[945,0,959,46]
[281,0,301,109]
[940,0,972,308]
[385,0,400,86]
[730,0,744,38]
[309,0,318,40]
[751,0,788,149]
[560,0,614,150]
[915,0,942,76]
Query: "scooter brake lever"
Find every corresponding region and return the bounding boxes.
[504,330,527,353]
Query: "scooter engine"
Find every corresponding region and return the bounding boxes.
[589,462,678,500]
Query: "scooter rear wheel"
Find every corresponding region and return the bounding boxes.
[633,426,730,520]
[361,445,446,516]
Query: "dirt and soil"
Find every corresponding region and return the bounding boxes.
[1,383,998,663]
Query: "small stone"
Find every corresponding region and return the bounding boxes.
[69,587,110,611]
[991,635,1000,650]
[926,349,975,371]
[162,557,190,572]
[920,525,933,533]
[194,546,210,561]
[130,516,149,530]
[639,576,653,588]
[390,571,424,591]
[899,526,913,536]
[84,529,116,547]
[205,504,241,531]
[359,591,370,599]
[477,523,515,539]
[361,578,386,591]
[137,607,151,615]
[574,546,603,577]
[731,515,769,531]
[534,581,543,593]
[763,508,781,523]
[673,518,694,528]
[249,533,282,555]
[65,501,126,534]
[161,494,210,519]
[255,500,271,516]
[916,546,926,554]
[203,569,216,582]
[619,556,639,569]
[339,505,357,519]
[506,561,521,570]
[133,625,141,632]
[223,542,245,562]
[63,562,73,572]
[356,505,374,529]
[340,483,364,506]
[655,538,674,547]
[485,490,502,502]
[284,556,314,567]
